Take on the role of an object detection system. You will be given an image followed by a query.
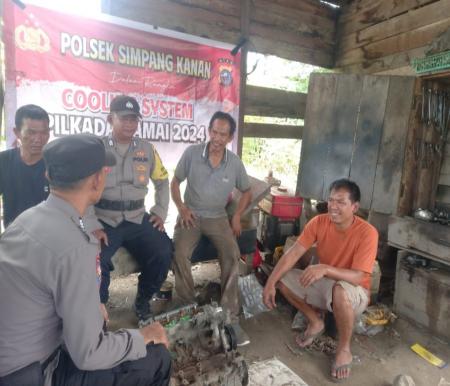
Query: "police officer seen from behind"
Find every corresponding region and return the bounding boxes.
[94,95,173,322]
[0,134,171,386]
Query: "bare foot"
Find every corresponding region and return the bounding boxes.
[331,349,353,380]
[295,320,325,348]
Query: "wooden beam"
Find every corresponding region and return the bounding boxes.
[244,85,307,119]
[338,45,428,74]
[338,0,450,56]
[101,0,336,67]
[102,0,241,45]
[397,80,421,216]
[337,18,450,67]
[251,0,336,45]
[439,174,450,185]
[251,36,334,67]
[243,122,303,139]
[272,0,338,19]
[436,185,450,204]
[250,23,334,52]
[237,0,250,157]
[338,0,436,36]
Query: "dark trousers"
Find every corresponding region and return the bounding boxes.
[0,344,172,386]
[99,213,173,303]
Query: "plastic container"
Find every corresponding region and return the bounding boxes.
[259,186,303,220]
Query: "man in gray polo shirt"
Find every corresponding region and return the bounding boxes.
[0,134,171,386]
[171,111,252,346]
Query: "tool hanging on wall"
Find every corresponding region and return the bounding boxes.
[420,83,450,142]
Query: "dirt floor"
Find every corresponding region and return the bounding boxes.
[108,263,450,386]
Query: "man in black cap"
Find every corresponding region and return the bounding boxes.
[93,95,172,322]
[0,134,171,386]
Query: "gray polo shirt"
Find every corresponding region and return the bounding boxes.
[175,143,250,218]
[0,194,146,379]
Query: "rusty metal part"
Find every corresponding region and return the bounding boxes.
[152,304,249,386]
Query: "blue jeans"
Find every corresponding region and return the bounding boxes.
[99,213,173,303]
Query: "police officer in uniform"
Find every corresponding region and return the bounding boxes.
[0,134,171,386]
[94,95,173,321]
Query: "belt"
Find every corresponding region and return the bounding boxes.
[42,347,60,370]
[95,199,145,211]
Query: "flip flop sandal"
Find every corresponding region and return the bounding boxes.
[295,328,325,348]
[330,361,353,383]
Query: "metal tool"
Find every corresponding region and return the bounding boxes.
[428,88,432,126]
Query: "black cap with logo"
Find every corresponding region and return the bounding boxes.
[43,134,116,184]
[110,95,142,117]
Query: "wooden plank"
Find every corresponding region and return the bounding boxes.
[439,174,450,186]
[244,85,307,119]
[250,36,334,68]
[394,254,450,342]
[297,74,339,199]
[338,0,450,55]
[339,0,436,36]
[168,0,240,17]
[441,158,450,174]
[397,80,422,216]
[103,0,241,45]
[271,0,338,19]
[349,76,390,209]
[251,0,336,45]
[436,185,450,204]
[388,216,450,262]
[338,46,428,75]
[322,74,364,192]
[243,123,303,139]
[102,0,336,67]
[237,0,250,157]
[372,77,415,214]
[337,18,450,67]
[250,23,334,53]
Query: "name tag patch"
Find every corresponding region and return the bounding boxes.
[133,157,149,162]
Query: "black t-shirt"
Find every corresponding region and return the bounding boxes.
[0,148,49,227]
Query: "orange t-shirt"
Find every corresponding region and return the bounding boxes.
[297,214,378,289]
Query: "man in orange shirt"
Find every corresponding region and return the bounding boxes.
[263,179,378,382]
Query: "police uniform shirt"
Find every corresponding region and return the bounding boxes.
[0,194,147,378]
[0,148,49,227]
[95,136,169,227]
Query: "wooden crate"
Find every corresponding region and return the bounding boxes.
[394,251,450,342]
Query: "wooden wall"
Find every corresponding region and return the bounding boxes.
[437,142,450,207]
[336,0,450,75]
[101,0,338,68]
[298,73,415,213]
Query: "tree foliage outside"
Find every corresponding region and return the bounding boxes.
[241,53,328,191]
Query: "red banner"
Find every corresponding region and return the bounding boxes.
[4,3,240,167]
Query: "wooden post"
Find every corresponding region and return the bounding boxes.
[237,0,250,157]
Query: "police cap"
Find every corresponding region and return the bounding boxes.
[43,134,116,184]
